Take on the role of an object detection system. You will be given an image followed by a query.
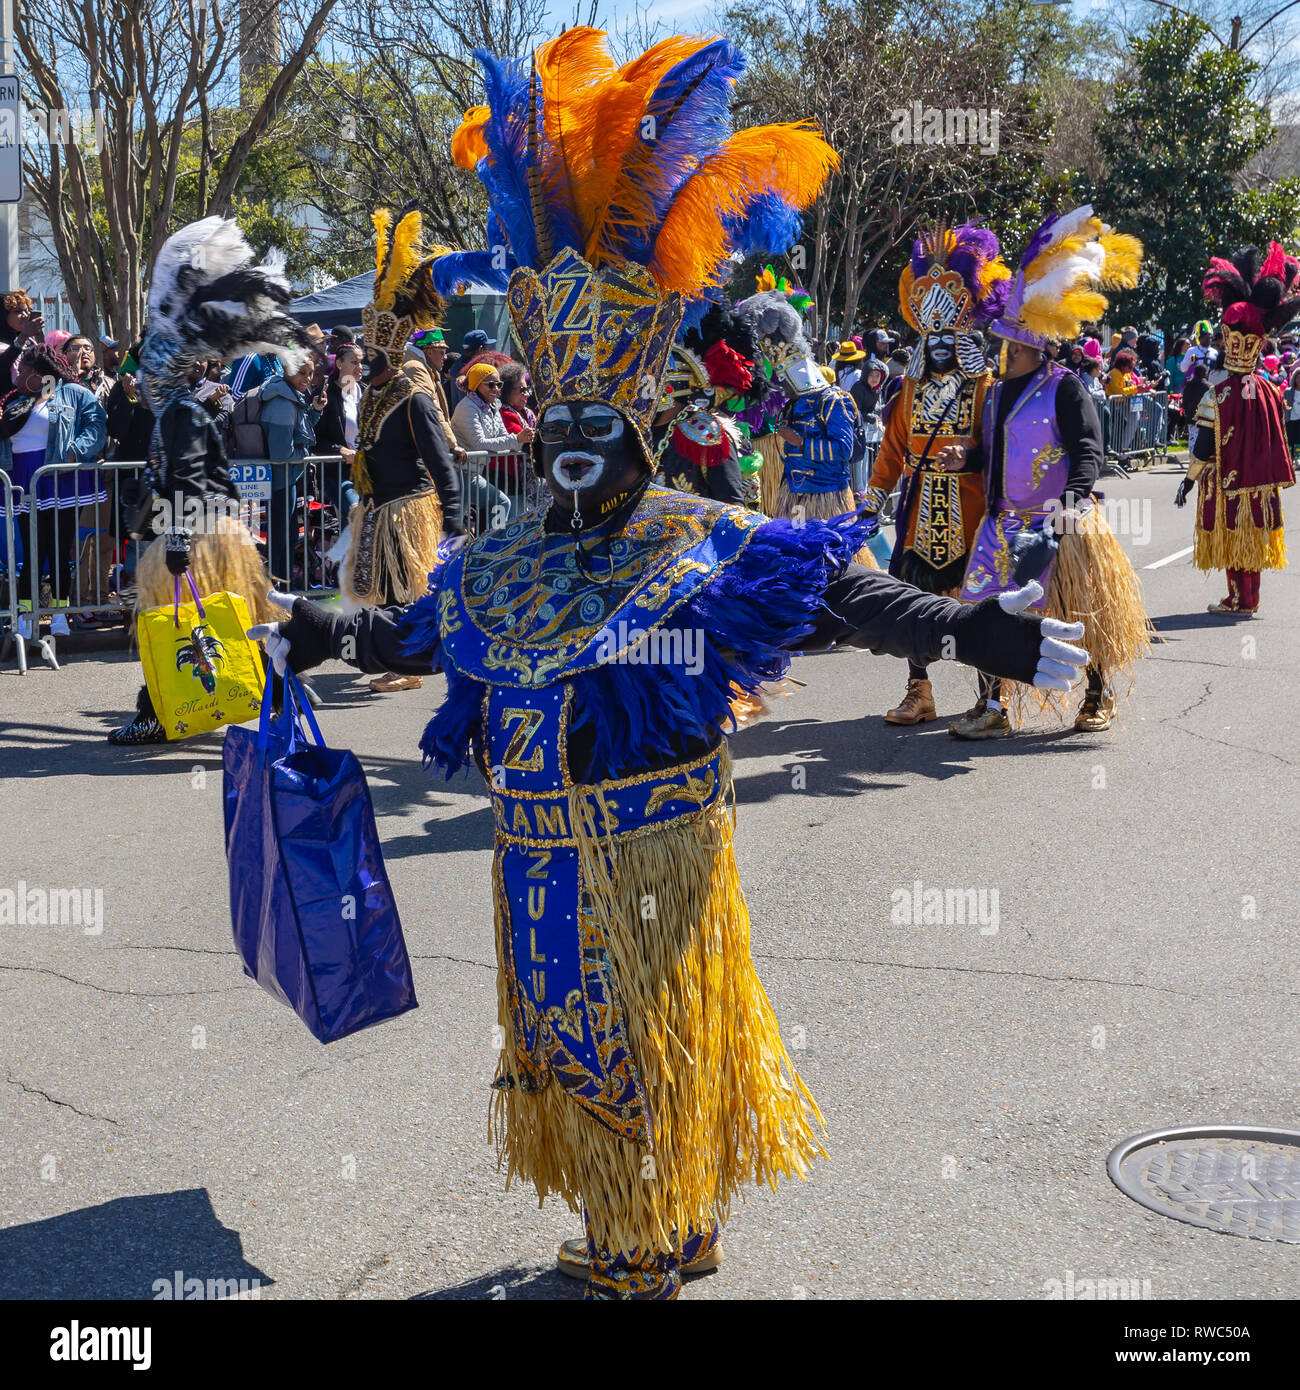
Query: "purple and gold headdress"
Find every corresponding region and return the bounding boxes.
[898,223,1011,378]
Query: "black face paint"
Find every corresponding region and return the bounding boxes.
[924,331,957,373]
[538,402,647,583]
[361,347,389,384]
[538,403,644,514]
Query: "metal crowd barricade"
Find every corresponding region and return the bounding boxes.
[1102,390,1169,476]
[455,448,539,534]
[16,455,351,671]
[0,469,26,673]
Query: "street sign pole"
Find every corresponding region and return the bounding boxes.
[0,0,19,290]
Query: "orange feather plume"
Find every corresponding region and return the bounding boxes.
[533,27,619,234]
[580,35,721,265]
[451,107,490,169]
[650,123,839,296]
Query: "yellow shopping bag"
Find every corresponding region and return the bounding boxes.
[138,573,265,740]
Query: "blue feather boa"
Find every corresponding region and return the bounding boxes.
[403,509,872,783]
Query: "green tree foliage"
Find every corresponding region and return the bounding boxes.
[723,0,1092,335]
[1091,14,1300,336]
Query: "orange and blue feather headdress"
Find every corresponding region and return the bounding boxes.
[449,27,837,455]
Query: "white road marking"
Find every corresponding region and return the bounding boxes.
[1145,546,1193,570]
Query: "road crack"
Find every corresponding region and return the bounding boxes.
[750,952,1299,1001]
[0,964,251,998]
[4,1072,118,1125]
[408,953,494,971]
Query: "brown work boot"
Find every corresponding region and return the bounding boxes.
[948,699,1013,740]
[885,678,936,726]
[1073,687,1117,732]
[369,672,424,693]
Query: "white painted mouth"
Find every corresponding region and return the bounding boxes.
[551,451,605,492]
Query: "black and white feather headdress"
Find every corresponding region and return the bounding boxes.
[140,217,312,399]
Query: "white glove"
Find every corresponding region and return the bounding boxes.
[439,531,468,555]
[248,590,296,677]
[999,580,1089,692]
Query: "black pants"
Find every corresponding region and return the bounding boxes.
[28,506,79,604]
[976,667,1104,703]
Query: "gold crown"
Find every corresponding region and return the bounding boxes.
[1222,325,1263,374]
[906,265,976,334]
[507,249,683,460]
[361,305,417,357]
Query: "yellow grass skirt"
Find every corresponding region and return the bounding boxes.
[1193,483,1288,572]
[756,433,785,519]
[135,515,277,627]
[489,752,825,1255]
[340,490,443,612]
[774,481,879,569]
[1013,505,1153,719]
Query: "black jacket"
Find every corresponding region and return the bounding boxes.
[368,390,463,533]
[315,374,357,453]
[158,398,238,505]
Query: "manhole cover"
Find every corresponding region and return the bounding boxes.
[1108,1125,1300,1243]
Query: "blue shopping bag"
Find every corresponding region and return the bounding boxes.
[222,670,417,1043]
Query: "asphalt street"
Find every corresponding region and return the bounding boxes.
[1,463,1297,1301]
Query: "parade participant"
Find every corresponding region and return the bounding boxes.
[338,207,463,700]
[655,339,748,505]
[106,217,312,744]
[733,277,876,563]
[743,269,795,517]
[250,28,1090,1299]
[861,224,1009,725]
[950,206,1152,737]
[1176,243,1296,615]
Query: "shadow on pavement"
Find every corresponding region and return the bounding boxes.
[730,713,1088,803]
[1149,611,1253,633]
[0,1189,271,1300]
[413,1263,580,1301]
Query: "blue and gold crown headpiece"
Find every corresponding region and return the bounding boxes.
[451,27,838,459]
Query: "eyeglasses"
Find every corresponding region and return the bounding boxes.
[537,415,621,443]
[482,380,502,391]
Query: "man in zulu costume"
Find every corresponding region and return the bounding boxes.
[340,208,465,694]
[250,30,1090,1298]
[863,224,1007,725]
[950,207,1152,738]
[108,218,312,745]
[1177,243,1295,615]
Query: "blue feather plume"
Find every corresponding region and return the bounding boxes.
[729,193,804,260]
[429,250,512,296]
[475,51,537,269]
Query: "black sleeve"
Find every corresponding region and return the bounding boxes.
[316,383,345,450]
[409,393,464,535]
[1191,419,1215,461]
[158,401,212,502]
[1054,371,1102,506]
[705,452,746,505]
[806,563,1047,686]
[278,598,440,676]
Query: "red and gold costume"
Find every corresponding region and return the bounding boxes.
[1185,244,1296,614]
